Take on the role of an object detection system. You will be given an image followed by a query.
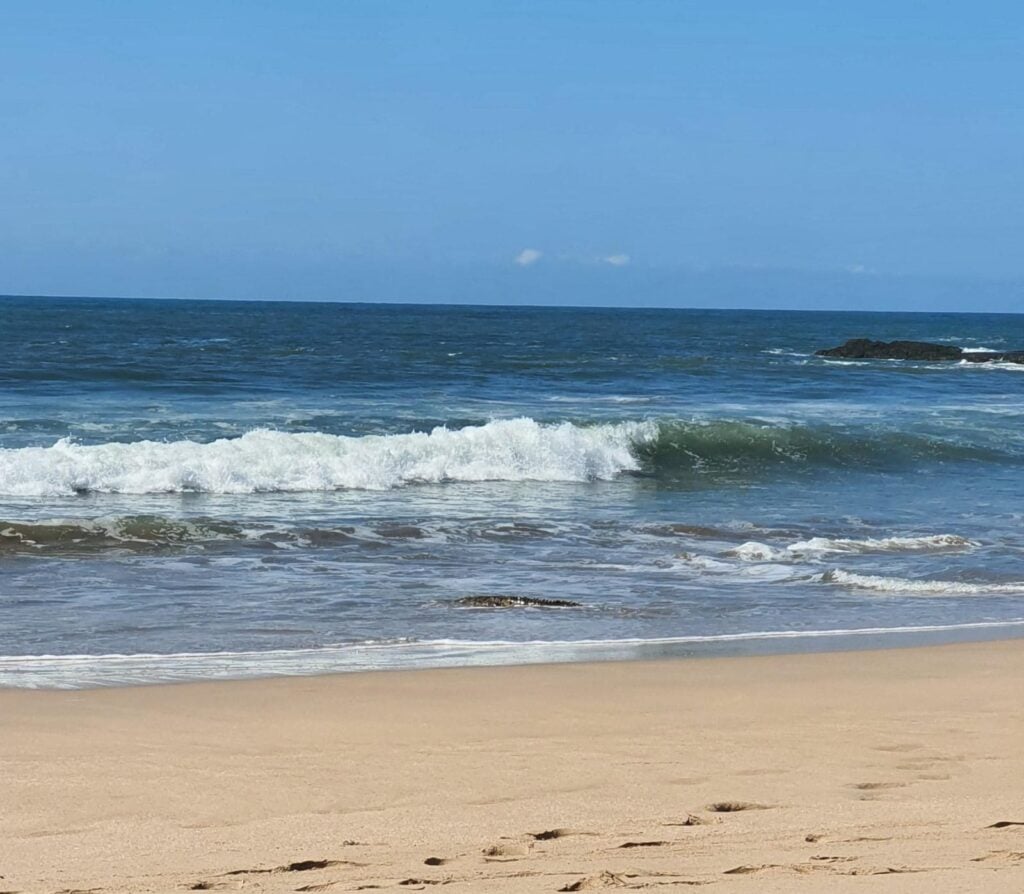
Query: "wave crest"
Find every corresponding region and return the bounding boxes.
[789,534,976,554]
[0,416,1010,496]
[0,420,650,496]
[821,569,1024,596]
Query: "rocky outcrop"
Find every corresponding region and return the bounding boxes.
[816,339,1024,364]
[453,595,582,608]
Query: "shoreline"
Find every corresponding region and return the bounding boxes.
[4,619,1024,690]
[3,639,1024,892]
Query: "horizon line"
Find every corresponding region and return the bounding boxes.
[1,291,1022,317]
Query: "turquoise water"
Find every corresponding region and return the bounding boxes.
[2,297,1023,686]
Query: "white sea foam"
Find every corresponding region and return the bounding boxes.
[967,361,1024,372]
[724,534,972,562]
[924,360,1024,373]
[821,569,1024,596]
[4,619,1024,688]
[763,348,809,357]
[789,534,975,555]
[675,553,738,573]
[728,541,790,562]
[0,419,656,495]
[676,550,800,581]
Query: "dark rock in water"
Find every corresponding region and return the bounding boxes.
[816,338,1024,364]
[454,595,582,608]
[816,339,963,361]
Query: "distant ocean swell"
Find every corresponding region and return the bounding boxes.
[0,417,1014,496]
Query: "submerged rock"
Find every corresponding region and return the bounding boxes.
[816,338,1024,364]
[453,595,582,608]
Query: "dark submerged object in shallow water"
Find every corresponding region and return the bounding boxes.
[454,595,582,608]
[816,339,1024,364]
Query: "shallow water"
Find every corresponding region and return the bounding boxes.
[2,297,1023,687]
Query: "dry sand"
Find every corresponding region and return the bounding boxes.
[2,640,1023,893]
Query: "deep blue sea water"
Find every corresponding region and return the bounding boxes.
[2,296,1023,687]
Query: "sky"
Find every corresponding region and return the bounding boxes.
[1,1,1023,310]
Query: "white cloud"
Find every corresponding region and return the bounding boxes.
[603,253,630,266]
[515,248,543,266]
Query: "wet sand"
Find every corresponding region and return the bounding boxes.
[2,640,1023,892]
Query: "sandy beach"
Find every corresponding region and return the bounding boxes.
[2,640,1023,893]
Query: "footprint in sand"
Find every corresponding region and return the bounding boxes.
[723,864,780,875]
[482,829,588,861]
[482,841,533,859]
[558,870,628,891]
[618,841,668,849]
[223,859,359,875]
[707,801,771,812]
[727,860,917,878]
[201,858,366,890]
[972,851,1024,862]
[664,814,717,826]
[849,781,909,799]
[530,829,576,841]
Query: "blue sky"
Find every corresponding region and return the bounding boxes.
[2,2,1023,309]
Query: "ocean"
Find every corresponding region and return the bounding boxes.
[2,296,1023,688]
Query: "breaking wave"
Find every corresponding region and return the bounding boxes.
[0,417,1012,496]
[821,569,1024,596]
[0,420,647,495]
[787,534,976,555]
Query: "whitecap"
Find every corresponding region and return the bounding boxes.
[820,569,1024,596]
[0,419,658,496]
[788,534,976,555]
[727,541,790,562]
